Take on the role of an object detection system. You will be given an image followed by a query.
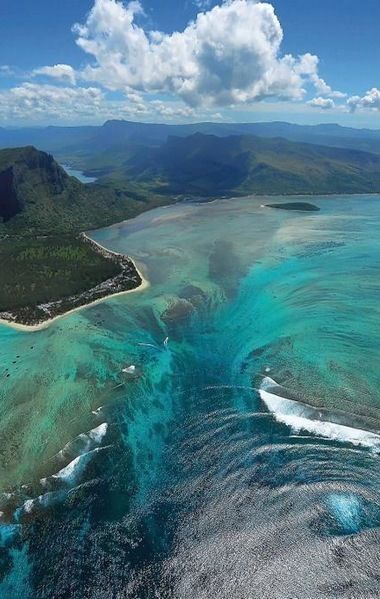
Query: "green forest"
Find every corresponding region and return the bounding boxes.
[0,236,121,311]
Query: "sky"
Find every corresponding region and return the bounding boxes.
[1,0,380,127]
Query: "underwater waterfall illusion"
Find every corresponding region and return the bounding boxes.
[1,195,380,597]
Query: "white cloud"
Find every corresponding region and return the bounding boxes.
[347,88,380,112]
[0,82,201,124]
[0,83,105,122]
[73,0,329,108]
[33,64,77,85]
[291,53,344,99]
[150,100,195,118]
[307,97,335,110]
[312,75,346,99]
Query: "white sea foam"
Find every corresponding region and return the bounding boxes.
[17,490,68,517]
[87,423,108,444]
[92,406,103,416]
[52,449,99,485]
[56,423,108,461]
[138,342,158,349]
[22,499,34,514]
[260,377,380,451]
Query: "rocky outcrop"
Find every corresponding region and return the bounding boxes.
[0,167,20,221]
[0,146,69,227]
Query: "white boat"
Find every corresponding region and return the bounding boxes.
[122,365,136,375]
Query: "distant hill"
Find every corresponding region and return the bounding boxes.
[121,133,380,196]
[3,120,380,173]
[0,146,169,236]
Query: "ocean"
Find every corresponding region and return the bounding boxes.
[1,195,380,597]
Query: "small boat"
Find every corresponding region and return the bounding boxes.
[163,337,169,347]
[122,365,137,375]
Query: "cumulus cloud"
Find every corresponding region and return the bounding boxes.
[150,100,195,118]
[33,64,77,85]
[73,0,330,108]
[0,82,200,123]
[307,97,335,110]
[290,53,344,99]
[312,75,345,99]
[347,88,380,112]
[0,83,105,122]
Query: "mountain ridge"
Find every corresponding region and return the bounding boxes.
[120,132,380,196]
[3,120,380,168]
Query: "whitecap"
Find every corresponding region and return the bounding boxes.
[22,499,34,514]
[92,406,103,416]
[87,423,108,444]
[52,448,99,485]
[56,422,108,461]
[16,490,69,518]
[259,377,380,451]
[51,445,111,487]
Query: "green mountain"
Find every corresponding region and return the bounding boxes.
[121,133,380,196]
[0,146,167,237]
[3,121,380,173]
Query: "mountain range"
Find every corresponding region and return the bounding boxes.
[3,120,380,172]
[3,120,380,237]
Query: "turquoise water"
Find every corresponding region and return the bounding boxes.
[1,195,380,597]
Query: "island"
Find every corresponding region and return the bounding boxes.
[266,202,320,212]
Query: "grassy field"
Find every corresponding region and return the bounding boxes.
[0,235,122,311]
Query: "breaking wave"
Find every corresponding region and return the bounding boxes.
[56,423,108,462]
[259,377,380,451]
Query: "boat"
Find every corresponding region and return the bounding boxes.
[122,365,137,375]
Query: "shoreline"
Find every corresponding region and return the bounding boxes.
[1,190,377,334]
[0,236,150,333]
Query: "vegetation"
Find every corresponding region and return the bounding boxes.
[2,128,380,324]
[0,234,142,325]
[119,133,380,197]
[266,202,320,211]
[4,120,380,163]
[0,147,149,325]
[0,236,122,311]
[0,146,172,238]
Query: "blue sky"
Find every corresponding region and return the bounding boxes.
[1,0,380,127]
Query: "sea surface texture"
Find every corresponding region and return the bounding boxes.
[1,195,380,598]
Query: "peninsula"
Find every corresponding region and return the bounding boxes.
[0,234,146,329]
[0,147,150,329]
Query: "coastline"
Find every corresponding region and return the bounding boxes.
[2,190,377,334]
[0,236,150,333]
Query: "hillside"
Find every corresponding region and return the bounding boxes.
[121,133,380,196]
[0,146,168,237]
[3,121,380,175]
